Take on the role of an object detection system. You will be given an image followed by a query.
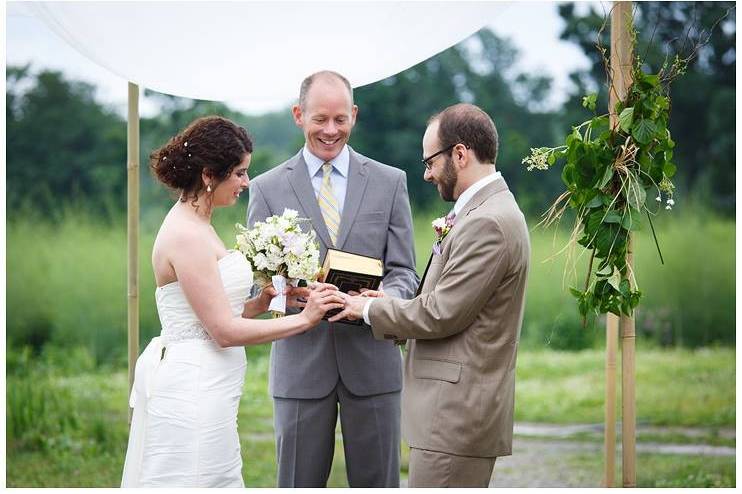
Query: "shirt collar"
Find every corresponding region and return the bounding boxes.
[303,144,350,179]
[453,171,502,216]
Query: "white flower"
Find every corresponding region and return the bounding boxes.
[266,253,282,271]
[667,198,675,206]
[275,216,291,232]
[656,195,662,202]
[234,209,320,283]
[665,204,672,210]
[431,217,447,230]
[287,237,306,256]
[253,253,269,271]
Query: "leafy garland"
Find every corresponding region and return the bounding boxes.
[523,22,688,323]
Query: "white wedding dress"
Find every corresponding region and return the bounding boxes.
[121,251,253,487]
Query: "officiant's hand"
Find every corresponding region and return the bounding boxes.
[328,293,366,322]
[301,283,344,326]
[348,282,384,298]
[358,288,385,298]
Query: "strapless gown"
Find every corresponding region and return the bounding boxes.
[121,251,253,487]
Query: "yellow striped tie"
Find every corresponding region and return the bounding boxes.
[318,162,340,245]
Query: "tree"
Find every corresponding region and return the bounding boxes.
[352,28,562,213]
[7,67,127,216]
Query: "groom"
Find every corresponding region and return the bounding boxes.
[247,70,418,487]
[331,103,530,487]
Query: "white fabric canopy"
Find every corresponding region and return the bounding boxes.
[27,1,502,103]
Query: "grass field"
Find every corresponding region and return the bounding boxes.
[6,347,735,487]
[6,204,735,486]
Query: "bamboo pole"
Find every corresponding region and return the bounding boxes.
[621,238,636,487]
[127,82,140,424]
[609,1,636,487]
[603,313,618,487]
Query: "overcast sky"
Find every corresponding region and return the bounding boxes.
[6,1,598,117]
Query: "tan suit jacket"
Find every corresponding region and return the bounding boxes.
[369,177,530,458]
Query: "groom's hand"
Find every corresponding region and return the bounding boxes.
[328,293,366,322]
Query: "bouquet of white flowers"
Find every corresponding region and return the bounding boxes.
[235,208,321,314]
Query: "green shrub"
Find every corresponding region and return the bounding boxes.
[7,374,80,452]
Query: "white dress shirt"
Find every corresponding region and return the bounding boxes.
[303,144,350,215]
[362,170,503,325]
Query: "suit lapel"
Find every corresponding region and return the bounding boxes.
[287,152,333,249]
[335,147,369,250]
[418,178,509,294]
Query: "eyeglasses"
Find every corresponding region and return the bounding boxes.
[421,143,467,170]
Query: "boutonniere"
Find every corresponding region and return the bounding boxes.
[431,214,455,255]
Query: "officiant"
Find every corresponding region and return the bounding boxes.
[246,70,418,487]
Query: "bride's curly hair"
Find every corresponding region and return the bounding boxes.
[150,116,253,204]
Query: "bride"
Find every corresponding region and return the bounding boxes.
[121,116,343,487]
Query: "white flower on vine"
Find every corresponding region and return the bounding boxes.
[656,195,662,202]
[522,147,551,171]
[667,198,675,206]
[665,204,672,210]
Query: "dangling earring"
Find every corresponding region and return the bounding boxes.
[207,184,212,193]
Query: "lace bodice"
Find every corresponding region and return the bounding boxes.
[155,251,253,343]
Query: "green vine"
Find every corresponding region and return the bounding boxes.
[523,19,689,323]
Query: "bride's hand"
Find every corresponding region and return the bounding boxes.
[255,284,278,314]
[286,286,311,309]
[300,283,345,327]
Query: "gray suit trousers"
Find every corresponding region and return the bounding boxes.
[273,379,401,487]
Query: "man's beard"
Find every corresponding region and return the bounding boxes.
[437,156,458,202]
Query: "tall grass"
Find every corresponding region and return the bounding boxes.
[521,207,735,348]
[6,202,735,364]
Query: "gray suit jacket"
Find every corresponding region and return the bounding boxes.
[247,146,419,398]
[368,178,530,457]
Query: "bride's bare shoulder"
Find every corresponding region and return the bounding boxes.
[153,211,212,263]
